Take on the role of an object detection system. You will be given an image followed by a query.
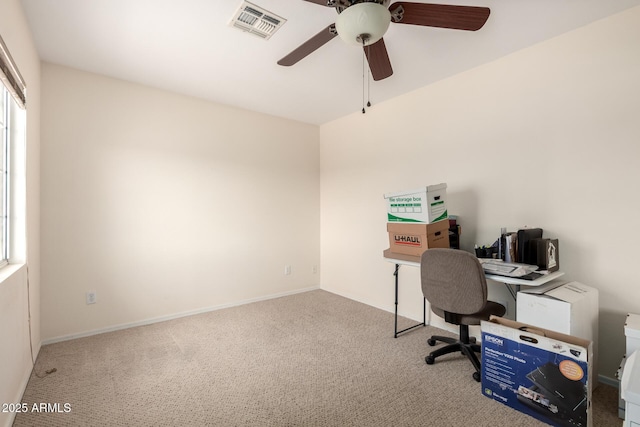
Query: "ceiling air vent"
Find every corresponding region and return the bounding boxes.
[230,1,286,40]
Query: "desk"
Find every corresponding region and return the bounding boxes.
[485,271,564,300]
[383,249,564,334]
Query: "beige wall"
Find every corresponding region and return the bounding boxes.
[40,64,320,341]
[320,6,640,380]
[0,1,41,426]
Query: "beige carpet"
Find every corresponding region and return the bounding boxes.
[16,290,620,426]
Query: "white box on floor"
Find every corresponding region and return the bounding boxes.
[620,357,628,419]
[517,281,599,385]
[621,350,640,427]
[622,314,640,420]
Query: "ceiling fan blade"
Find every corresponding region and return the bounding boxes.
[278,24,337,66]
[390,2,490,31]
[364,38,393,81]
[303,0,331,6]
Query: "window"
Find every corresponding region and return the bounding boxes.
[0,35,27,267]
[0,88,8,265]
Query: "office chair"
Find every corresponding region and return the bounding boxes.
[420,248,506,382]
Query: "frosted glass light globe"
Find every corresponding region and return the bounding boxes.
[335,3,391,46]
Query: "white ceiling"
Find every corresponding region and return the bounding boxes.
[19,0,640,125]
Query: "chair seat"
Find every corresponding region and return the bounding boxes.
[431,300,506,326]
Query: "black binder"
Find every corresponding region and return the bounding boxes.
[517,228,543,264]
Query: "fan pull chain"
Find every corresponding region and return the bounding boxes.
[367,44,371,109]
[362,42,366,114]
[362,42,372,114]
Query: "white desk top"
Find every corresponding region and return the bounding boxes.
[484,270,564,286]
[383,249,565,287]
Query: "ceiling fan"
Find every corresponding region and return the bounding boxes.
[278,0,491,81]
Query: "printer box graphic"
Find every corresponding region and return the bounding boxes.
[481,316,592,427]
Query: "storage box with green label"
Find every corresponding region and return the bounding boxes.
[384,183,448,223]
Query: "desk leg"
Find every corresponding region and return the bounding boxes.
[505,283,518,300]
[393,263,427,338]
[504,283,521,318]
[423,296,426,326]
[394,264,400,338]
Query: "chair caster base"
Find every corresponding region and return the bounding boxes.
[425,355,435,365]
[472,371,480,382]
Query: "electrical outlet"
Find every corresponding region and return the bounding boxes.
[312,265,318,274]
[86,291,97,305]
[284,265,291,275]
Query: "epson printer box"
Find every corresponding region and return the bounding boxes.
[481,316,592,427]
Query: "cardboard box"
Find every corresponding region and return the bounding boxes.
[516,281,599,387]
[384,183,447,223]
[386,220,450,256]
[482,316,592,427]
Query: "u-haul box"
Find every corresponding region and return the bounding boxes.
[386,220,450,256]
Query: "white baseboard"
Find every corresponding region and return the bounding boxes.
[42,286,320,345]
[3,352,38,427]
[598,374,619,388]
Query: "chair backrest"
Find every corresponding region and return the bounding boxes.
[420,248,488,315]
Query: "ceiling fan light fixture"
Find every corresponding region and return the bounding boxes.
[335,2,391,46]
